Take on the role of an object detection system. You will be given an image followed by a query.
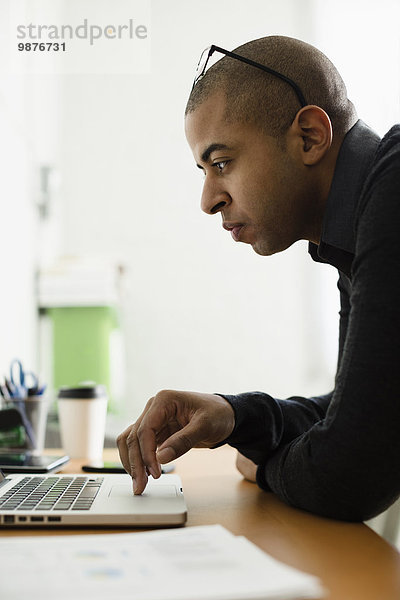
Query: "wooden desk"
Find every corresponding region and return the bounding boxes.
[2,446,400,599]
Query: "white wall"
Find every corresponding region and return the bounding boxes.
[0,0,61,378]
[0,69,62,372]
[0,71,37,372]
[312,0,400,137]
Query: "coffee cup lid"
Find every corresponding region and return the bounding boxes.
[57,384,107,399]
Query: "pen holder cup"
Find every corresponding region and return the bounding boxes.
[3,396,50,455]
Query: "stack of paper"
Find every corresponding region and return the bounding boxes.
[0,525,324,599]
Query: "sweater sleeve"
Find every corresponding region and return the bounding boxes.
[216,392,332,465]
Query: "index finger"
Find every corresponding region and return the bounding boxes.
[136,404,171,479]
[117,423,148,494]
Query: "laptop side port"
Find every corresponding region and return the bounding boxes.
[47,516,61,522]
[4,515,15,523]
[30,516,44,522]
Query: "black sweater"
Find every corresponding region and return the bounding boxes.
[219,120,400,522]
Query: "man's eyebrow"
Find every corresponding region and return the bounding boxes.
[200,143,230,164]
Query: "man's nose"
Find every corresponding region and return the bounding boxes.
[200,178,231,215]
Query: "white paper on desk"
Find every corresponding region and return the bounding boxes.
[0,524,324,600]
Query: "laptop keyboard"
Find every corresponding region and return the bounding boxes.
[0,476,104,511]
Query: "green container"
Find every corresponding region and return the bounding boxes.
[46,306,117,411]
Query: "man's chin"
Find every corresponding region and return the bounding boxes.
[251,241,275,257]
[251,234,295,256]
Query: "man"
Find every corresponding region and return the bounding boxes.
[117,36,400,521]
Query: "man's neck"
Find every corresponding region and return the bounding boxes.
[307,137,344,245]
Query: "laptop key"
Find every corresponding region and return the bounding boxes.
[78,486,101,498]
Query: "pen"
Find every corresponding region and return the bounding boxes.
[4,378,18,398]
[0,384,11,400]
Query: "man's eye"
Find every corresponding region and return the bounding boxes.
[213,160,229,172]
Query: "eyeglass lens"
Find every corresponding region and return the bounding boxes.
[193,46,213,87]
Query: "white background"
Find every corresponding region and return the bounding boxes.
[0,0,399,422]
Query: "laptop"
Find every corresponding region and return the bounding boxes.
[0,470,187,527]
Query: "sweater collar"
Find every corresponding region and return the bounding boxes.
[309,120,380,276]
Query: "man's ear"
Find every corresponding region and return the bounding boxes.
[290,105,333,165]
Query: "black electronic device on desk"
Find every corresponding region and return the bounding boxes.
[82,461,175,474]
[0,407,69,474]
[0,452,69,474]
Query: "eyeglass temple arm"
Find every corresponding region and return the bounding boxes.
[210,45,307,108]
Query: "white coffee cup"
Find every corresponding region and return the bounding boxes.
[57,385,108,460]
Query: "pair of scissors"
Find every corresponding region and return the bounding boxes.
[9,359,39,399]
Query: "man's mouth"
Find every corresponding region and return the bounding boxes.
[223,222,245,242]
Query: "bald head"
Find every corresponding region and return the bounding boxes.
[186,36,357,140]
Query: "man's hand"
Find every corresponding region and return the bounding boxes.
[117,390,235,495]
[236,451,257,482]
